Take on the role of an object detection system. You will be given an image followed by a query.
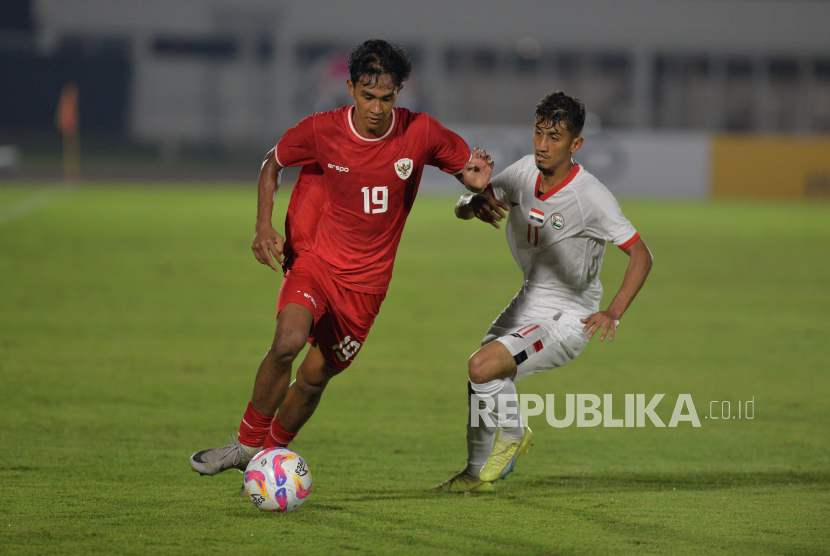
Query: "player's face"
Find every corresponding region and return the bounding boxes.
[347,75,401,137]
[533,121,583,174]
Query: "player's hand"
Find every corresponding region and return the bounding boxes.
[461,147,494,192]
[580,311,620,341]
[252,224,284,272]
[470,194,509,229]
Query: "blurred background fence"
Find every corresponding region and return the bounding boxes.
[2,0,829,196]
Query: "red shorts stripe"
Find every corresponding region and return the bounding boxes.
[521,325,540,336]
[533,340,544,352]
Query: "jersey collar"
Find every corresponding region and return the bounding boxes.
[347,105,396,142]
[535,162,580,201]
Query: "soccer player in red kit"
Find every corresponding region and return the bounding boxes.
[190,40,494,476]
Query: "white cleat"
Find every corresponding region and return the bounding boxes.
[190,435,255,476]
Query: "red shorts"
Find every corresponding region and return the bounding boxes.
[277,253,386,370]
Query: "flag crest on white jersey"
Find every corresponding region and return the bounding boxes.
[528,208,545,225]
[486,155,638,317]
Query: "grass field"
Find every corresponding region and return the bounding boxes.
[1,183,829,555]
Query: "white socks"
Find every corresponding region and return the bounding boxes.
[464,381,495,478]
[464,378,526,477]
[240,443,262,457]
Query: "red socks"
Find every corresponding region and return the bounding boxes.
[237,402,273,448]
[237,401,299,449]
[263,416,298,449]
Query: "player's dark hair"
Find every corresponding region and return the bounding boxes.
[348,39,412,88]
[535,92,586,139]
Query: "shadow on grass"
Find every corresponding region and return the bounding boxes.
[223,470,830,520]
[223,471,830,555]
[310,470,830,504]
[523,470,830,492]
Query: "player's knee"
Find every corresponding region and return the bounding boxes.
[468,352,495,384]
[270,330,307,365]
[295,373,327,397]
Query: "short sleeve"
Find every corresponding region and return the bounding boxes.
[275,115,318,167]
[486,159,521,203]
[581,182,639,249]
[426,116,470,174]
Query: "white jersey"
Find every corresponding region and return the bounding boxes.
[486,155,639,319]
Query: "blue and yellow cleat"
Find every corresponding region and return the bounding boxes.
[479,427,533,482]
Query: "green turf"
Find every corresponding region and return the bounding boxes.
[1,184,828,555]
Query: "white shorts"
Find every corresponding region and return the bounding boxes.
[483,310,589,383]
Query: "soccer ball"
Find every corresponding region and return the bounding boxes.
[243,447,312,512]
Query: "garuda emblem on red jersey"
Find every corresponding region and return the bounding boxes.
[394,158,413,180]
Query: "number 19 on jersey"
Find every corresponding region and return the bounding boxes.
[362,187,388,214]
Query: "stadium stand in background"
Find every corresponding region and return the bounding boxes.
[1,0,829,195]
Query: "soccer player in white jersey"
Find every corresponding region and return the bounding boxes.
[433,92,653,492]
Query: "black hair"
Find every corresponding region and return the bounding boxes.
[535,92,586,139]
[348,39,412,88]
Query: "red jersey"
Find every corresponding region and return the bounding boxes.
[276,105,470,293]
[281,163,325,268]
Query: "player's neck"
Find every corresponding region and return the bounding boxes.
[351,108,393,138]
[538,160,574,193]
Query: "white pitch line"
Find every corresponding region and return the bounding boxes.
[0,185,78,226]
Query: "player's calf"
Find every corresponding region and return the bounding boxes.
[249,309,313,415]
[273,354,341,433]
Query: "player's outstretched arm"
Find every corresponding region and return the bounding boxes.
[252,148,285,272]
[581,237,653,341]
[457,147,494,193]
[455,193,510,229]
